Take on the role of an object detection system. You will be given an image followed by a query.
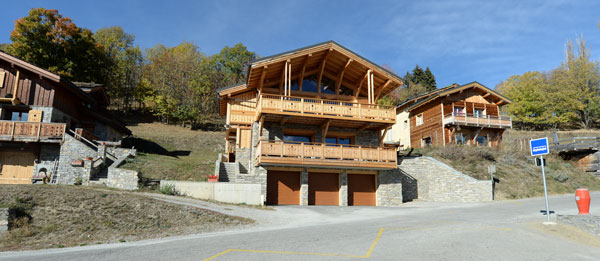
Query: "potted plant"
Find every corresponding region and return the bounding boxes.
[207,175,218,182]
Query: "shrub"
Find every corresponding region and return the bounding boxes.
[158,183,179,196]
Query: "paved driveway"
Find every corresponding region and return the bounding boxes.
[2,193,600,260]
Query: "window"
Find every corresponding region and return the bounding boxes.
[284,135,311,143]
[456,133,466,145]
[320,76,336,94]
[476,136,488,146]
[416,114,424,126]
[325,136,353,146]
[10,111,28,122]
[422,137,432,147]
[454,107,465,116]
[302,75,318,92]
[474,108,484,117]
[403,120,408,129]
[290,80,299,91]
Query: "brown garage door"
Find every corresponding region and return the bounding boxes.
[348,174,376,206]
[266,171,300,205]
[0,151,35,184]
[308,172,339,205]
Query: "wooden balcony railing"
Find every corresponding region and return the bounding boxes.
[0,121,66,142]
[443,113,512,129]
[255,140,397,169]
[257,94,395,123]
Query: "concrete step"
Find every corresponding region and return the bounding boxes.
[219,162,238,182]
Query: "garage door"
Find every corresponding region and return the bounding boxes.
[348,174,376,206]
[308,172,339,205]
[266,171,300,205]
[0,152,35,184]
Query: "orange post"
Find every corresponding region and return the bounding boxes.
[575,188,590,215]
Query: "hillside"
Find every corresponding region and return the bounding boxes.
[419,129,600,199]
[120,123,225,181]
[0,185,252,251]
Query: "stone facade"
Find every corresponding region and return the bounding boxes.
[94,122,123,142]
[0,208,7,235]
[398,156,492,202]
[34,144,60,180]
[105,149,140,190]
[377,169,404,206]
[557,215,600,237]
[55,134,98,184]
[339,171,348,206]
[30,106,54,123]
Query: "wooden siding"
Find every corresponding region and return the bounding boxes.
[410,100,444,148]
[227,91,257,125]
[0,61,55,106]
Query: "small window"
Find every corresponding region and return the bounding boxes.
[456,133,466,145]
[10,111,28,122]
[476,136,488,146]
[403,120,408,129]
[422,137,432,147]
[454,107,465,116]
[416,114,424,126]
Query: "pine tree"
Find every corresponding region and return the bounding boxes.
[423,67,437,91]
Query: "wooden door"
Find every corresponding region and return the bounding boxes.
[267,171,301,205]
[0,152,35,184]
[348,174,376,206]
[308,172,339,205]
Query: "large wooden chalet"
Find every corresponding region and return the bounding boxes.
[217,41,405,206]
[391,82,512,149]
[0,51,131,185]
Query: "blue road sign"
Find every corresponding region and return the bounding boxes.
[530,137,549,156]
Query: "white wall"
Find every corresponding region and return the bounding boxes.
[160,180,263,205]
[391,110,411,149]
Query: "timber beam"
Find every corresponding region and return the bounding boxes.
[317,49,333,94]
[321,119,331,143]
[358,123,374,132]
[280,116,290,126]
[375,79,392,101]
[298,54,311,91]
[336,58,353,94]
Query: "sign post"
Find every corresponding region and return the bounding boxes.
[530,137,551,223]
[488,165,496,200]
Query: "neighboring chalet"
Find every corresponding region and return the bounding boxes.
[390,82,512,149]
[217,41,405,206]
[0,51,138,189]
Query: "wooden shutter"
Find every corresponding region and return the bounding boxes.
[0,71,5,88]
[28,110,43,122]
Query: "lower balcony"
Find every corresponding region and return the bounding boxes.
[0,121,66,143]
[443,113,512,129]
[255,140,397,169]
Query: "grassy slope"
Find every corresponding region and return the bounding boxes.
[419,129,600,199]
[120,123,224,181]
[0,185,252,251]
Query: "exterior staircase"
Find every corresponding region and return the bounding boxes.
[219,162,238,182]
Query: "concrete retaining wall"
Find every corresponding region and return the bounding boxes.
[160,180,263,205]
[399,156,492,202]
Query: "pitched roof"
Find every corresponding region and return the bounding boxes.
[397,81,512,112]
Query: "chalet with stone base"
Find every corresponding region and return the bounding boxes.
[390,82,512,149]
[0,51,139,189]
[217,41,407,206]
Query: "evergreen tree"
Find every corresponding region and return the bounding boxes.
[423,67,437,91]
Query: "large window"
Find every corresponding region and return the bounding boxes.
[301,75,318,92]
[320,76,336,94]
[284,135,311,143]
[9,111,28,122]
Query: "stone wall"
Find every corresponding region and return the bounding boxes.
[0,208,7,235]
[377,169,404,206]
[557,215,600,237]
[34,144,60,180]
[398,156,492,202]
[106,150,140,190]
[30,106,54,123]
[56,134,98,185]
[94,122,123,142]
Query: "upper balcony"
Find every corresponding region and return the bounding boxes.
[0,121,66,143]
[443,113,512,129]
[255,139,397,169]
[256,94,395,129]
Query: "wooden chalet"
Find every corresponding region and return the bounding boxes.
[217,41,405,206]
[0,51,130,184]
[391,82,512,149]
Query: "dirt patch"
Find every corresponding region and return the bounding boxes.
[528,222,600,248]
[0,185,253,251]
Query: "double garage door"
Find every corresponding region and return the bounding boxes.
[0,152,35,184]
[267,170,376,206]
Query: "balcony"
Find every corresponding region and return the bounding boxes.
[255,140,397,169]
[0,121,66,143]
[257,94,395,125]
[443,113,512,129]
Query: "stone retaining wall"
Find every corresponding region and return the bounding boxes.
[557,214,600,237]
[399,156,492,202]
[56,134,98,185]
[0,208,7,235]
[106,151,140,190]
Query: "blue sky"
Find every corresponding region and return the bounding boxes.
[1,0,600,88]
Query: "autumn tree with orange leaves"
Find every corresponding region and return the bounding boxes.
[8,8,107,83]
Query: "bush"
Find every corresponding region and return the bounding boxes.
[158,183,179,196]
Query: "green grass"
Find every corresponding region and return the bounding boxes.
[120,123,224,181]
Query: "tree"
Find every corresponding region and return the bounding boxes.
[8,8,106,82]
[0,44,10,53]
[402,65,436,91]
[496,71,552,126]
[423,67,437,91]
[94,26,143,111]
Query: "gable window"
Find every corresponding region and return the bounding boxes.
[416,114,424,126]
[301,75,318,92]
[320,76,336,94]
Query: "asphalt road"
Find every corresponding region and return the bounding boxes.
[2,192,600,261]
